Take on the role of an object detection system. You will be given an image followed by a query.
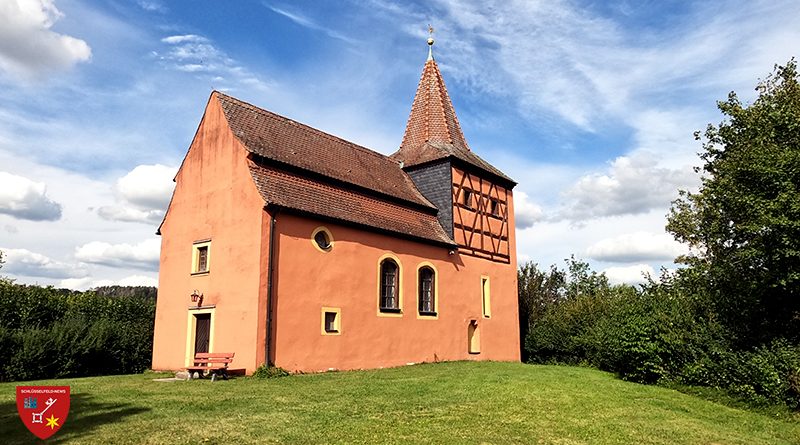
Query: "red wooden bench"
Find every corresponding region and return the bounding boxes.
[186,352,235,381]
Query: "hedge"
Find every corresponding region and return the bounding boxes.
[0,279,156,382]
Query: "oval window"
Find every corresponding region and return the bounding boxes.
[313,229,332,251]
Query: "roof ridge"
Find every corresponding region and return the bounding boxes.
[212,90,439,208]
[214,91,399,165]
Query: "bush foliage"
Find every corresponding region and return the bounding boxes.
[520,60,800,409]
[252,365,290,379]
[0,279,156,382]
[667,60,800,347]
[520,261,800,408]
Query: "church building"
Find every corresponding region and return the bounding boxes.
[151,37,520,373]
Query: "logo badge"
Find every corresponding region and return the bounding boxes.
[16,386,70,440]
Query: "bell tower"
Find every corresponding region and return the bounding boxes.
[392,32,516,262]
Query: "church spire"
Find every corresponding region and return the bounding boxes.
[394,30,470,167]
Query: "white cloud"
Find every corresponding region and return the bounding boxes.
[266,5,355,44]
[425,0,800,132]
[586,231,688,263]
[116,164,175,209]
[117,275,158,286]
[604,264,656,286]
[514,191,543,229]
[59,274,157,291]
[0,171,62,221]
[97,164,175,224]
[0,0,91,80]
[2,247,87,278]
[556,152,696,222]
[74,238,160,270]
[514,208,683,278]
[136,0,166,13]
[156,33,271,91]
[97,206,164,224]
[161,34,205,45]
[58,276,113,290]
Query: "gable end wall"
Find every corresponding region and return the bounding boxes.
[152,94,269,374]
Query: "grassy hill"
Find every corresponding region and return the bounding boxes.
[1,361,797,444]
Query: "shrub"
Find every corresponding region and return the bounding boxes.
[594,284,725,384]
[0,281,156,382]
[526,293,614,365]
[252,365,290,379]
[697,340,800,408]
[522,261,800,408]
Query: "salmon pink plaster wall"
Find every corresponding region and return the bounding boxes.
[152,94,269,374]
[270,212,519,372]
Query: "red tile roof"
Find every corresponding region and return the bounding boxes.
[215,92,436,210]
[392,59,514,185]
[248,162,455,246]
[399,58,470,153]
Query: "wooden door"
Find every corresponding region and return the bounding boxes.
[194,313,211,354]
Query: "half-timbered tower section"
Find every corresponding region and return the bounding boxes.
[392,45,516,263]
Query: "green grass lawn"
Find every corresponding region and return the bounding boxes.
[1,361,798,444]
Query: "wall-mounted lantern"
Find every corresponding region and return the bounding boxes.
[190,290,203,306]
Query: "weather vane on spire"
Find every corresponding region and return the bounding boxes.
[427,24,435,61]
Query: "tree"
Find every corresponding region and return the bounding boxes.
[667,59,800,346]
[0,249,4,271]
[517,257,617,361]
[518,262,565,361]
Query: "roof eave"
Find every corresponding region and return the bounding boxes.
[402,155,517,189]
[265,203,457,248]
[248,153,439,215]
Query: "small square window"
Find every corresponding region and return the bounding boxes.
[192,241,211,274]
[325,312,337,332]
[463,190,473,209]
[490,199,499,217]
[321,307,341,335]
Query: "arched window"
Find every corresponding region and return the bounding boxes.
[380,259,400,312]
[418,267,435,315]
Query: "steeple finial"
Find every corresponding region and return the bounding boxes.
[427,24,434,61]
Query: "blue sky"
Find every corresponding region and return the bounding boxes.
[0,0,798,288]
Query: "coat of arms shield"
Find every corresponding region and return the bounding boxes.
[16,386,70,440]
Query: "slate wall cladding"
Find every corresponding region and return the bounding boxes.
[407,161,453,238]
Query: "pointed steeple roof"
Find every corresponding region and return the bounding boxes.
[399,51,470,154]
[392,39,515,185]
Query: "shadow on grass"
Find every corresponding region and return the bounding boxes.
[0,392,150,444]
